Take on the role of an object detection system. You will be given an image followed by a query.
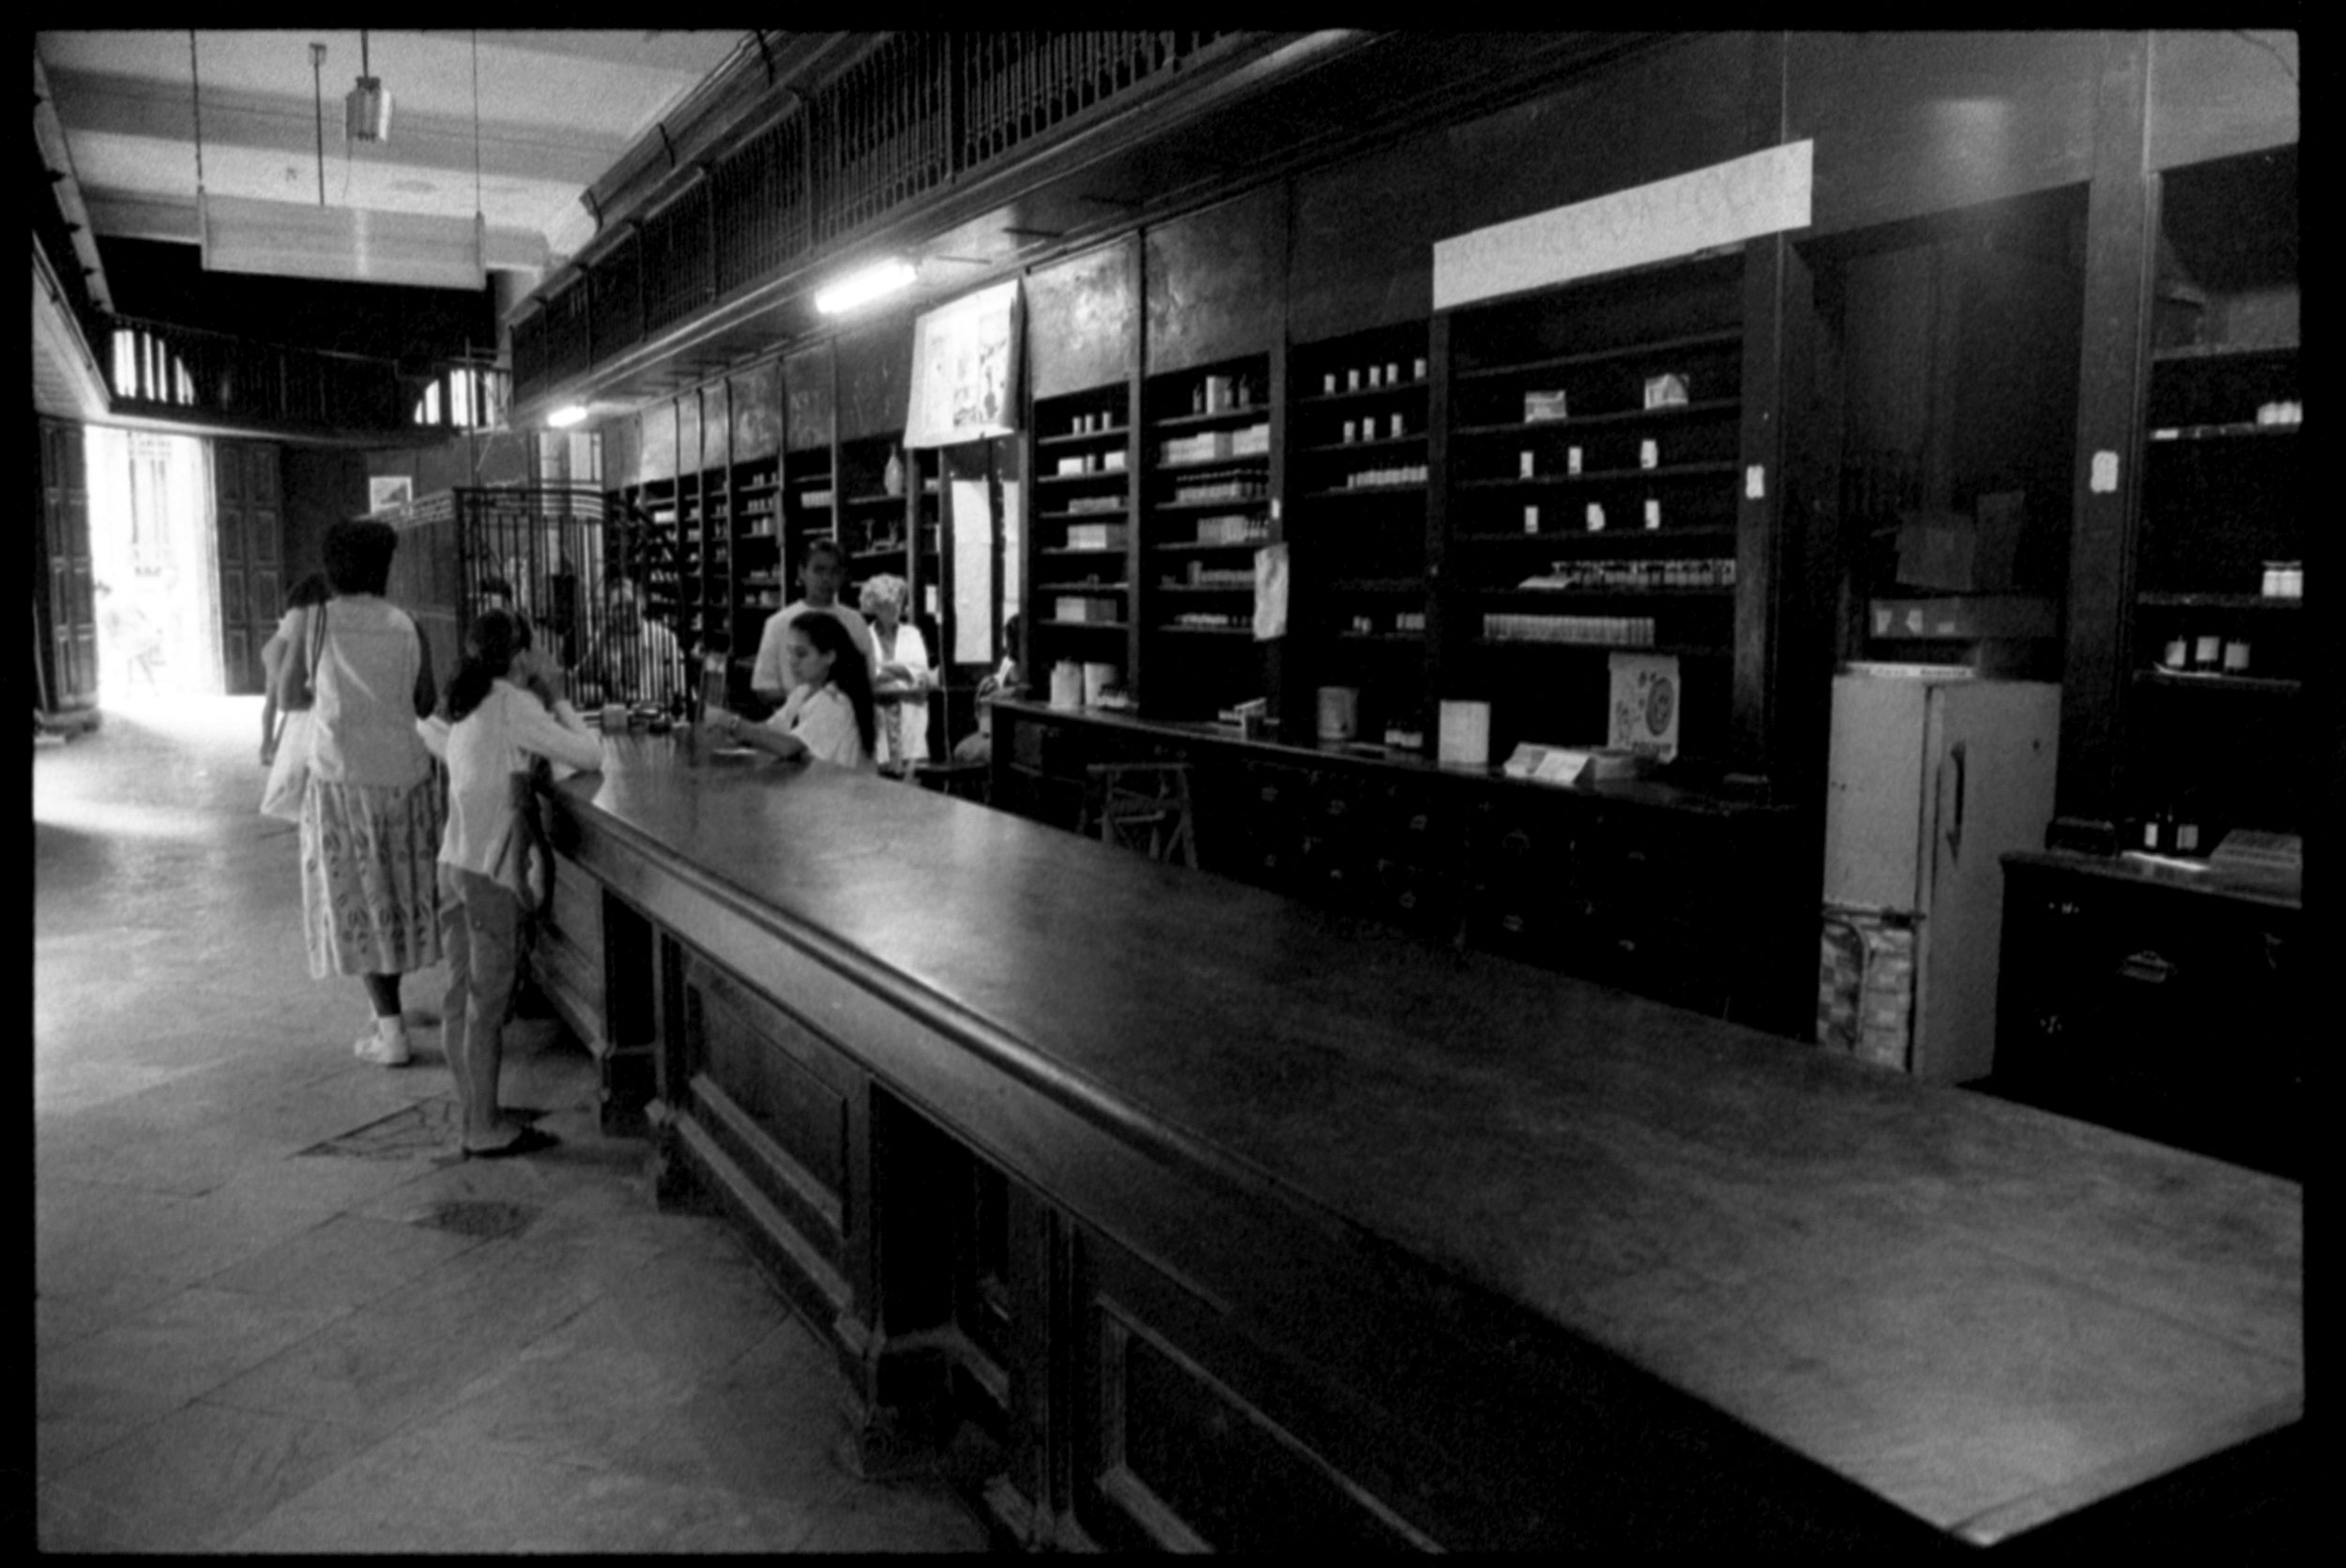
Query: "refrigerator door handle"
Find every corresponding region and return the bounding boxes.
[1937,740,1968,865]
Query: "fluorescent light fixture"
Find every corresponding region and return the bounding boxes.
[548,404,590,430]
[815,258,917,315]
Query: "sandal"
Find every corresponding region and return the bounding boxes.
[463,1125,560,1160]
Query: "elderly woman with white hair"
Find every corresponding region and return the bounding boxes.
[858,572,932,772]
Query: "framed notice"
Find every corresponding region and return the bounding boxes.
[1607,652,1681,762]
[906,281,1022,449]
[369,476,414,514]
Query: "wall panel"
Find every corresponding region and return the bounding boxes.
[1440,33,1759,244]
[1287,132,1444,343]
[1790,32,2102,236]
[1027,237,1138,399]
[836,314,915,441]
[730,359,784,463]
[784,343,834,453]
[2147,29,2298,171]
[1145,185,1288,377]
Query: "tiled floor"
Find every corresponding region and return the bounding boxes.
[34,695,989,1554]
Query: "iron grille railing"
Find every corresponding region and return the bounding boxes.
[643,181,715,333]
[713,112,808,297]
[813,32,952,246]
[385,486,682,710]
[592,232,645,364]
[515,31,1247,404]
[541,281,592,386]
[106,316,502,434]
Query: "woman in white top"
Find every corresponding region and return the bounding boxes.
[708,609,876,770]
[417,607,603,1157]
[859,572,932,771]
[259,572,330,765]
[269,520,445,1066]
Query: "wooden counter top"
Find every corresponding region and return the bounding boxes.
[552,734,2301,1545]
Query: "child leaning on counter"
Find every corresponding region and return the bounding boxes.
[703,609,877,771]
[416,608,603,1159]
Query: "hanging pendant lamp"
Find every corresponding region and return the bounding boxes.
[346,29,391,143]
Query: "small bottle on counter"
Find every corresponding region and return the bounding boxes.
[2171,791,2204,858]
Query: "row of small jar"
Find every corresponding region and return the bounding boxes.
[1320,358,1428,396]
[2158,633,2256,675]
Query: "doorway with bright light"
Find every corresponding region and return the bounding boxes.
[84,426,223,700]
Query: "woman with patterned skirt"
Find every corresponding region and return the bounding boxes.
[271,517,445,1064]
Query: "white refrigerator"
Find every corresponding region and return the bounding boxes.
[1819,670,2061,1083]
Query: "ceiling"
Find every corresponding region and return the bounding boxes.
[37,29,753,296]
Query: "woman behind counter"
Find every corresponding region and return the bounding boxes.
[268,518,443,1066]
[859,572,932,773]
[708,611,876,770]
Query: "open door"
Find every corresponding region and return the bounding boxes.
[213,439,282,694]
[36,418,99,716]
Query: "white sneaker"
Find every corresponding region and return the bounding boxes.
[352,1029,413,1068]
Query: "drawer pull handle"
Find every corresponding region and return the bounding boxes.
[2116,950,2174,984]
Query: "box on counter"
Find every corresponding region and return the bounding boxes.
[1523,389,1571,423]
[1501,744,1648,785]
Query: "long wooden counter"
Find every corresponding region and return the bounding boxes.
[537,732,2301,1551]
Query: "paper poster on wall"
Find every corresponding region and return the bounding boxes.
[999,477,1022,629]
[369,476,414,514]
[1607,653,1681,762]
[1253,542,1288,641]
[906,281,1023,449]
[951,477,995,663]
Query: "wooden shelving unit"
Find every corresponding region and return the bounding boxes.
[2120,144,2302,846]
[1028,382,1140,680]
[1286,322,1431,743]
[1138,355,1271,720]
[1440,253,1747,763]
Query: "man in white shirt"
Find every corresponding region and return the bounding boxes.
[751,539,872,706]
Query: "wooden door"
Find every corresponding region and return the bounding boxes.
[213,440,282,694]
[37,419,99,712]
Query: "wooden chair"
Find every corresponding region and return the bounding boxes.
[1080,762,1198,867]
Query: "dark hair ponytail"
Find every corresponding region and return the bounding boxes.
[794,612,876,759]
[445,607,533,723]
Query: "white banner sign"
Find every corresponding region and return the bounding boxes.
[1433,141,1814,311]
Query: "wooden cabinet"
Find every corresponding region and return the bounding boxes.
[992,700,1806,1036]
[1994,852,2302,1180]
